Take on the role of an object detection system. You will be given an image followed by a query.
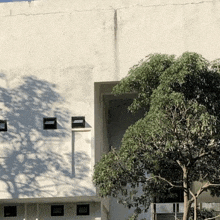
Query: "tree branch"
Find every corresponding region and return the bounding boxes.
[204,214,220,220]
[149,175,184,190]
[193,151,212,164]
[188,189,195,204]
[196,182,220,198]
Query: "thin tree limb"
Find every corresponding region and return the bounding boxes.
[204,214,220,220]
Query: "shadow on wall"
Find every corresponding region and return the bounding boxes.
[0,75,92,198]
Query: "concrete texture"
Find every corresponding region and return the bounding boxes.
[0,0,219,219]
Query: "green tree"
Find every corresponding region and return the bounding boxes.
[93,52,220,220]
[189,207,215,220]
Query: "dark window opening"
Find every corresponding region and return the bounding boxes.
[51,205,64,216]
[157,189,184,203]
[4,206,17,217]
[77,204,89,215]
[0,120,7,132]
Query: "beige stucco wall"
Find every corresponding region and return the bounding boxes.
[0,0,115,200]
[0,0,219,215]
[116,0,220,76]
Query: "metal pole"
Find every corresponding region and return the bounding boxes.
[152,203,157,220]
[175,203,177,220]
[36,203,39,220]
[24,203,27,220]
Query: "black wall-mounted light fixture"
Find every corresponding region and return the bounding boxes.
[43,117,57,130]
[72,116,85,128]
[0,120,7,132]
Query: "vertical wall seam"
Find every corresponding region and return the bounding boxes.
[114,9,119,78]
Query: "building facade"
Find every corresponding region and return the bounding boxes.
[0,0,220,219]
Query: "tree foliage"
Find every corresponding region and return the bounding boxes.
[93,52,220,220]
[189,207,215,220]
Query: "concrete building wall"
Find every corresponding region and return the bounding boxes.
[0,0,115,200]
[0,0,219,219]
[0,202,101,220]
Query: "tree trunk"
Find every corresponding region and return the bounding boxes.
[182,167,190,220]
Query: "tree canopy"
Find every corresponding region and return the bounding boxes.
[93,52,220,220]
